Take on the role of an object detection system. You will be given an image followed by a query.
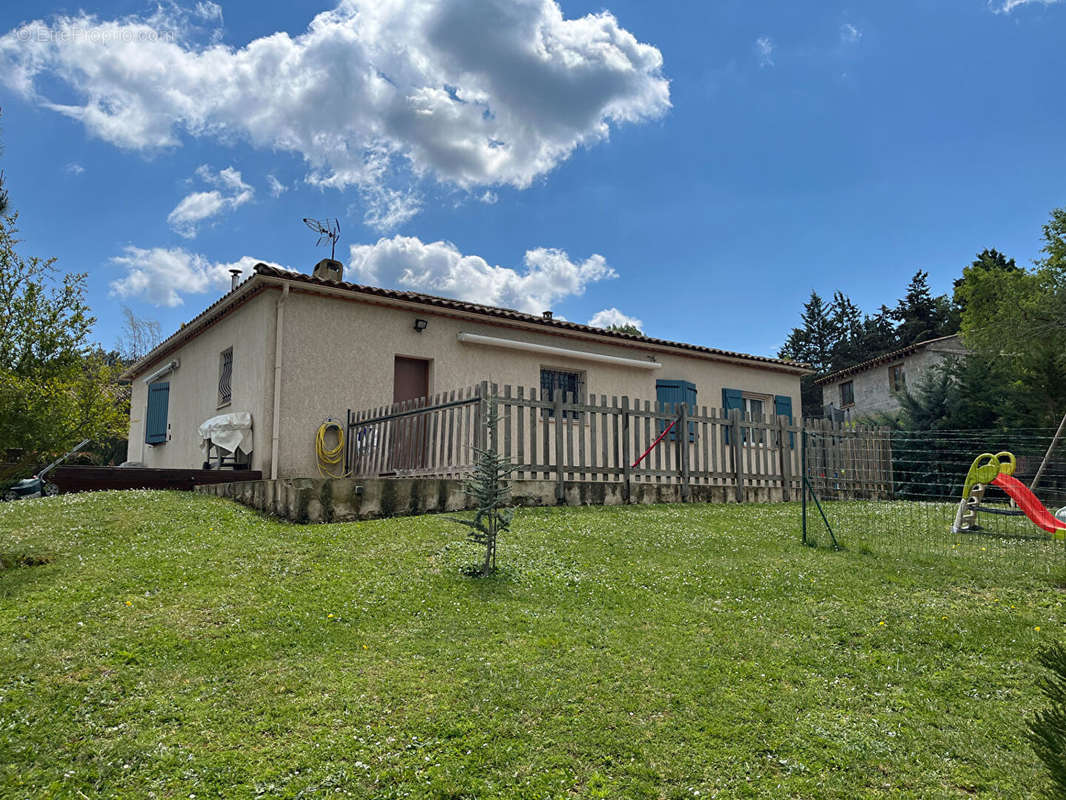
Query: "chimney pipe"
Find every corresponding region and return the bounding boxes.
[229,269,242,291]
[542,311,553,320]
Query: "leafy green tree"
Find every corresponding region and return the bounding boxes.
[0,213,127,463]
[957,209,1066,428]
[607,323,643,336]
[953,248,1019,312]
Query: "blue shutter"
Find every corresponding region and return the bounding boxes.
[722,388,743,444]
[774,394,795,448]
[657,380,696,441]
[145,382,170,444]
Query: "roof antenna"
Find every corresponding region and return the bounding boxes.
[302,217,341,261]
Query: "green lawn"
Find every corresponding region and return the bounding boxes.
[1,492,1062,798]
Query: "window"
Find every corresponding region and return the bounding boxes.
[656,380,697,440]
[889,363,905,392]
[145,381,170,444]
[840,380,855,407]
[541,368,583,418]
[218,347,233,407]
[722,388,786,446]
[743,392,771,444]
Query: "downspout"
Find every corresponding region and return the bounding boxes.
[270,283,289,480]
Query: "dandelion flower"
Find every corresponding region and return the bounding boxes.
[327,613,335,619]
[125,600,132,607]
[1035,626,1041,632]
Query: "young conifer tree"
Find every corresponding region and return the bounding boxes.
[448,399,515,576]
[1029,641,1066,798]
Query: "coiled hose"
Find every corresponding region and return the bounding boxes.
[316,420,348,478]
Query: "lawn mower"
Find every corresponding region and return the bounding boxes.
[4,439,90,501]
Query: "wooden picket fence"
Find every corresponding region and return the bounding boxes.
[802,418,895,500]
[344,382,891,503]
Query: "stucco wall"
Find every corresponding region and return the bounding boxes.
[125,280,804,477]
[126,291,275,471]
[275,289,804,477]
[820,337,967,420]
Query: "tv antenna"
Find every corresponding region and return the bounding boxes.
[302,217,341,261]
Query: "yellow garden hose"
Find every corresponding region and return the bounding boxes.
[316,420,348,478]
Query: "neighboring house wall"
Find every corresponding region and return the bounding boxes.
[820,336,968,420]
[275,290,803,476]
[126,291,276,471]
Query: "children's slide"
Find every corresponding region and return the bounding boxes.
[991,472,1066,534]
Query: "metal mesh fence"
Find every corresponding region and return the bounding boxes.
[802,426,1066,573]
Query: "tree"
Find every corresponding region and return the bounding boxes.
[779,291,838,416]
[1028,641,1066,799]
[0,213,127,463]
[447,402,515,576]
[827,291,864,372]
[891,270,955,346]
[957,209,1066,428]
[607,323,643,336]
[0,108,8,217]
[953,248,1019,312]
[116,306,162,363]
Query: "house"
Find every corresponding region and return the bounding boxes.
[121,260,810,479]
[816,333,968,420]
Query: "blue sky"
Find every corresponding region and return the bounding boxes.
[0,0,1064,357]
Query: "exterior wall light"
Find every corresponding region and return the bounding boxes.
[414,318,429,332]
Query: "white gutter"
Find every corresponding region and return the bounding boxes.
[269,283,289,480]
[142,359,179,384]
[458,332,662,369]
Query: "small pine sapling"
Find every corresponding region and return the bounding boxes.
[448,400,515,576]
[1029,640,1066,799]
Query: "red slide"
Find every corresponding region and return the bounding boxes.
[992,473,1066,533]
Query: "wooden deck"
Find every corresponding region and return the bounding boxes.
[50,466,262,494]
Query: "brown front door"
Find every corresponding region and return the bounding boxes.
[393,357,429,404]
[390,357,430,472]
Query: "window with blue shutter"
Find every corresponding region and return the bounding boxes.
[656,380,696,440]
[145,382,170,444]
[722,387,743,444]
[774,394,795,448]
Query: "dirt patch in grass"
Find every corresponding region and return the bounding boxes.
[0,551,54,570]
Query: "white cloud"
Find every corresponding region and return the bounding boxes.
[755,36,775,68]
[266,174,287,198]
[1,1,670,229]
[840,23,862,43]
[588,307,642,332]
[194,2,223,23]
[65,162,85,175]
[990,0,1061,12]
[348,235,615,314]
[167,165,254,237]
[478,190,498,205]
[109,247,279,307]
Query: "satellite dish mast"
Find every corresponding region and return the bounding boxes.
[302,217,341,261]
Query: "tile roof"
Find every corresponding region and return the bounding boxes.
[122,263,812,379]
[814,333,964,385]
[254,264,812,372]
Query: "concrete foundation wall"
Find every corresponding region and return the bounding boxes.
[196,476,790,523]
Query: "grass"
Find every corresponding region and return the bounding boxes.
[0,491,1062,799]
